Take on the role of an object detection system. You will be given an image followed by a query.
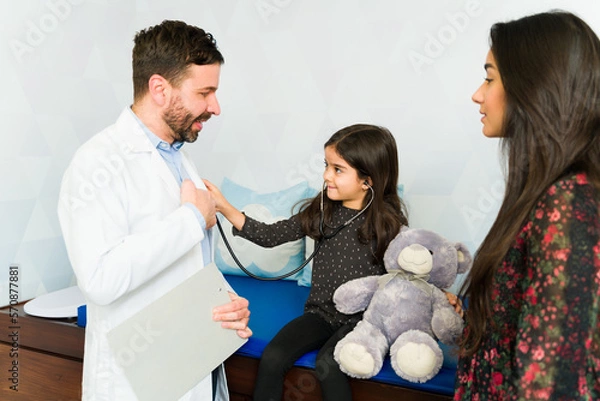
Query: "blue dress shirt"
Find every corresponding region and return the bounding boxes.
[128,108,213,263]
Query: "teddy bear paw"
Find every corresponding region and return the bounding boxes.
[337,343,376,377]
[390,330,443,383]
[395,342,437,378]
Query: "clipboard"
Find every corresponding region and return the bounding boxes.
[107,263,247,401]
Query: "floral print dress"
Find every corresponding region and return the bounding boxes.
[454,174,600,400]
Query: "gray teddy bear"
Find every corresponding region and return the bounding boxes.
[333,227,472,383]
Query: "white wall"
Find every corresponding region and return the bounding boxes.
[1,0,599,306]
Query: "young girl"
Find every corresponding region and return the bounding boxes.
[456,11,600,400]
[205,124,408,400]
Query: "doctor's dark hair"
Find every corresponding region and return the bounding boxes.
[298,124,408,262]
[459,10,600,358]
[132,20,224,101]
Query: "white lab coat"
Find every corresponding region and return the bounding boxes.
[58,108,229,401]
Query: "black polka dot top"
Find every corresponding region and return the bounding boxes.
[234,203,385,328]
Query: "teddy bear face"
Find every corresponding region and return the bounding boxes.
[383,228,472,289]
[397,244,433,275]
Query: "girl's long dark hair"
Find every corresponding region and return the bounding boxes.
[297,124,408,262]
[460,10,600,357]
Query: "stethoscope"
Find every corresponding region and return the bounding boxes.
[215,181,375,281]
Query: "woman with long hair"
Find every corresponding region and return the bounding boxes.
[456,11,600,400]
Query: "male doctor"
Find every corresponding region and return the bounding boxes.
[57,20,252,400]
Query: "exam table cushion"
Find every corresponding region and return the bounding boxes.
[225,274,456,396]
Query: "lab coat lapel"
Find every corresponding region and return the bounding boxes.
[181,150,216,254]
[117,109,181,203]
[151,150,181,202]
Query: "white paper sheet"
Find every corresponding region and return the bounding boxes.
[107,263,247,401]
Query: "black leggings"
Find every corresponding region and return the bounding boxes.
[252,313,356,401]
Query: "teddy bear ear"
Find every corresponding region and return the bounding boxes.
[454,242,473,273]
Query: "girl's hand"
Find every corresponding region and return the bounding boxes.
[202,179,227,213]
[444,290,464,318]
[202,179,246,231]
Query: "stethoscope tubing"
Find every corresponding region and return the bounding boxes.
[216,218,322,280]
[217,182,374,281]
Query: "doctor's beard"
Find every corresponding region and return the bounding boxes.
[163,99,212,143]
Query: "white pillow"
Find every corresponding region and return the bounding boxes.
[214,179,404,287]
[214,178,315,285]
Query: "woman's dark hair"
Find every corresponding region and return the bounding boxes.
[132,20,224,101]
[460,10,600,357]
[297,124,408,262]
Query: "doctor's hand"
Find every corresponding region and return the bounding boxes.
[181,179,217,229]
[213,293,253,339]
